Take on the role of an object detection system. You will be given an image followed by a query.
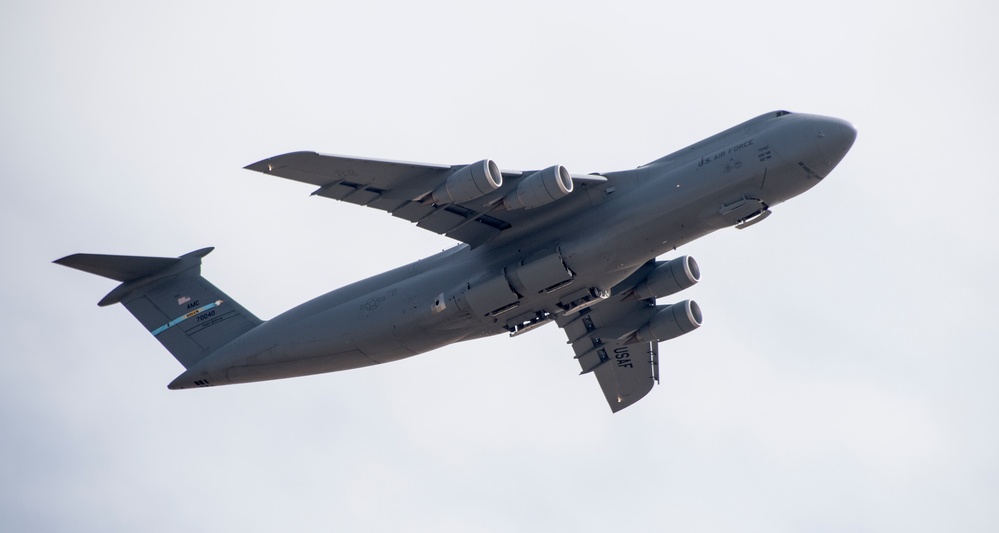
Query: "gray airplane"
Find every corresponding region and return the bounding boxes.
[56,111,855,412]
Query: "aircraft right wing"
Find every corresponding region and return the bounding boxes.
[244,152,607,248]
[556,263,664,412]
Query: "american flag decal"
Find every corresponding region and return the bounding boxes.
[177,296,191,305]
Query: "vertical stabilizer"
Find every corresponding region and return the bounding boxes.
[54,248,262,369]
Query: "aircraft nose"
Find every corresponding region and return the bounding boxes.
[815,117,857,169]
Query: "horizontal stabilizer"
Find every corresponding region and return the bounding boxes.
[54,247,261,370]
[54,247,213,282]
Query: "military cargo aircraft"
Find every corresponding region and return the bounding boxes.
[56,111,855,412]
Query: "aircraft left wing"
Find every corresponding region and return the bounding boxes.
[556,265,664,412]
[244,152,606,248]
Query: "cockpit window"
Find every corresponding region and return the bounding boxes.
[775,110,792,117]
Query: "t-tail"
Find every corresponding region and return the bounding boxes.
[54,247,262,370]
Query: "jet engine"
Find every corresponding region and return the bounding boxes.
[503,165,573,210]
[431,159,503,204]
[632,256,700,300]
[635,300,702,342]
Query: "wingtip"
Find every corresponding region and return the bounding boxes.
[181,246,214,259]
[243,151,319,172]
[243,159,270,172]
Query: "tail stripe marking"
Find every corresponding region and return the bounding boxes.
[150,300,224,336]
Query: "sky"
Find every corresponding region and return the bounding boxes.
[2,1,998,531]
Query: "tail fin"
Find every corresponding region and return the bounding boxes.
[55,247,262,369]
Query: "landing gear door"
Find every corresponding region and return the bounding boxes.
[719,195,769,227]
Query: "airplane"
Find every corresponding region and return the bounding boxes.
[55,110,856,412]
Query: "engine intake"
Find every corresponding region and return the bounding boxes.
[503,165,573,210]
[432,159,503,204]
[632,255,700,300]
[635,300,702,342]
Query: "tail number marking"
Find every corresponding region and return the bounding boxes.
[151,300,224,336]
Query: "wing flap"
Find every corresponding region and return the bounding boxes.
[444,221,501,244]
[366,196,409,213]
[339,187,386,206]
[390,201,435,222]
[416,209,467,233]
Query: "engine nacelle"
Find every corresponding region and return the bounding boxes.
[432,159,503,204]
[503,165,573,210]
[632,255,700,300]
[635,300,702,342]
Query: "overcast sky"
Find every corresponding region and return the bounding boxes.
[3,1,998,531]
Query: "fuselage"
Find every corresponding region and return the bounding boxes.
[169,111,856,389]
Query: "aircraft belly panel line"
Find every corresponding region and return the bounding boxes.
[57,110,856,413]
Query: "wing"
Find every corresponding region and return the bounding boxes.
[244,152,606,247]
[556,262,663,413]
